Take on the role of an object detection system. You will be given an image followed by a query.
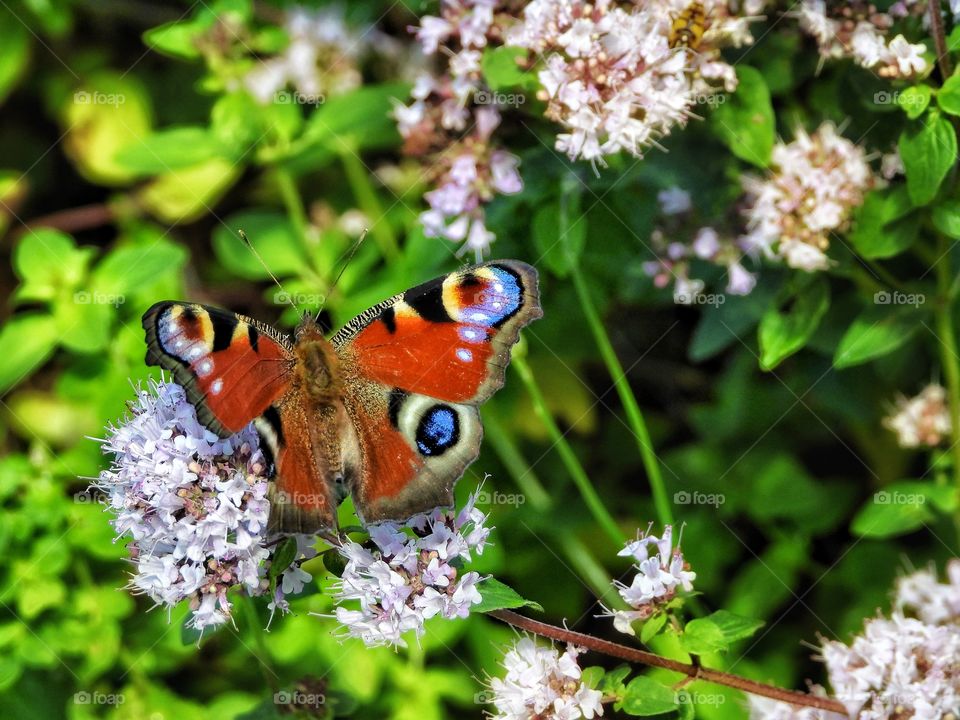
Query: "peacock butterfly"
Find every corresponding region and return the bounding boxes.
[141,261,542,534]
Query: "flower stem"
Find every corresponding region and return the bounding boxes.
[935,239,960,532]
[274,166,311,255]
[484,411,628,608]
[512,354,626,546]
[338,146,401,264]
[930,0,954,79]
[237,594,280,693]
[490,609,848,715]
[567,263,674,526]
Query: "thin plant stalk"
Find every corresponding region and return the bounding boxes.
[512,354,625,547]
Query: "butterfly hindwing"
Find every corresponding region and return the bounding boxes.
[142,301,295,436]
[332,261,543,405]
[340,381,483,523]
[334,261,541,521]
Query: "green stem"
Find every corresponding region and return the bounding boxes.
[238,595,280,693]
[567,263,674,527]
[274,166,311,255]
[338,147,400,264]
[485,411,627,608]
[512,355,625,546]
[935,239,960,528]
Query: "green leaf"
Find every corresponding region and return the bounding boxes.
[580,666,605,690]
[600,665,632,697]
[138,157,241,223]
[0,8,29,106]
[55,297,112,353]
[142,18,210,60]
[91,240,187,296]
[63,72,154,186]
[852,481,958,538]
[850,186,919,259]
[758,276,829,370]
[13,229,86,300]
[0,314,59,394]
[481,46,536,91]
[211,92,264,151]
[938,75,960,116]
[679,617,726,654]
[114,126,229,174]
[833,306,923,369]
[932,199,960,239]
[619,676,678,716]
[898,85,932,119]
[703,610,764,644]
[297,82,409,166]
[0,655,21,692]
[212,210,307,281]
[711,66,775,167]
[899,111,957,205]
[639,611,668,644]
[268,538,299,581]
[532,192,587,277]
[474,578,543,613]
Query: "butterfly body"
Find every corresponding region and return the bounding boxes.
[142,261,541,535]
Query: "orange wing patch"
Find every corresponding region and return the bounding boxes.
[143,302,294,436]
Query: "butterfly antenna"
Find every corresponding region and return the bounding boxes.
[238,229,299,314]
[316,229,367,320]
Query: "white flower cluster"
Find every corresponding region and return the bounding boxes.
[243,5,371,104]
[751,562,960,719]
[796,0,928,78]
[96,379,310,631]
[895,559,960,625]
[506,0,758,164]
[610,525,696,636]
[487,638,604,720]
[823,615,960,718]
[330,492,490,647]
[643,188,757,300]
[883,384,952,449]
[740,123,875,272]
[397,1,523,260]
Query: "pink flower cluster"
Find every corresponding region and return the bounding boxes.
[396,1,523,260]
[506,0,761,164]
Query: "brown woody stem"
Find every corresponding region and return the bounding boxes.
[489,609,848,715]
[930,0,954,79]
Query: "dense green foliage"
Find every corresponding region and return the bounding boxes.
[2,1,960,718]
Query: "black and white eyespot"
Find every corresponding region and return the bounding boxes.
[390,393,475,458]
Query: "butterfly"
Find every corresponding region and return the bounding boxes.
[142,261,542,535]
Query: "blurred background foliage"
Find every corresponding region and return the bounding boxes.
[0,0,956,718]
